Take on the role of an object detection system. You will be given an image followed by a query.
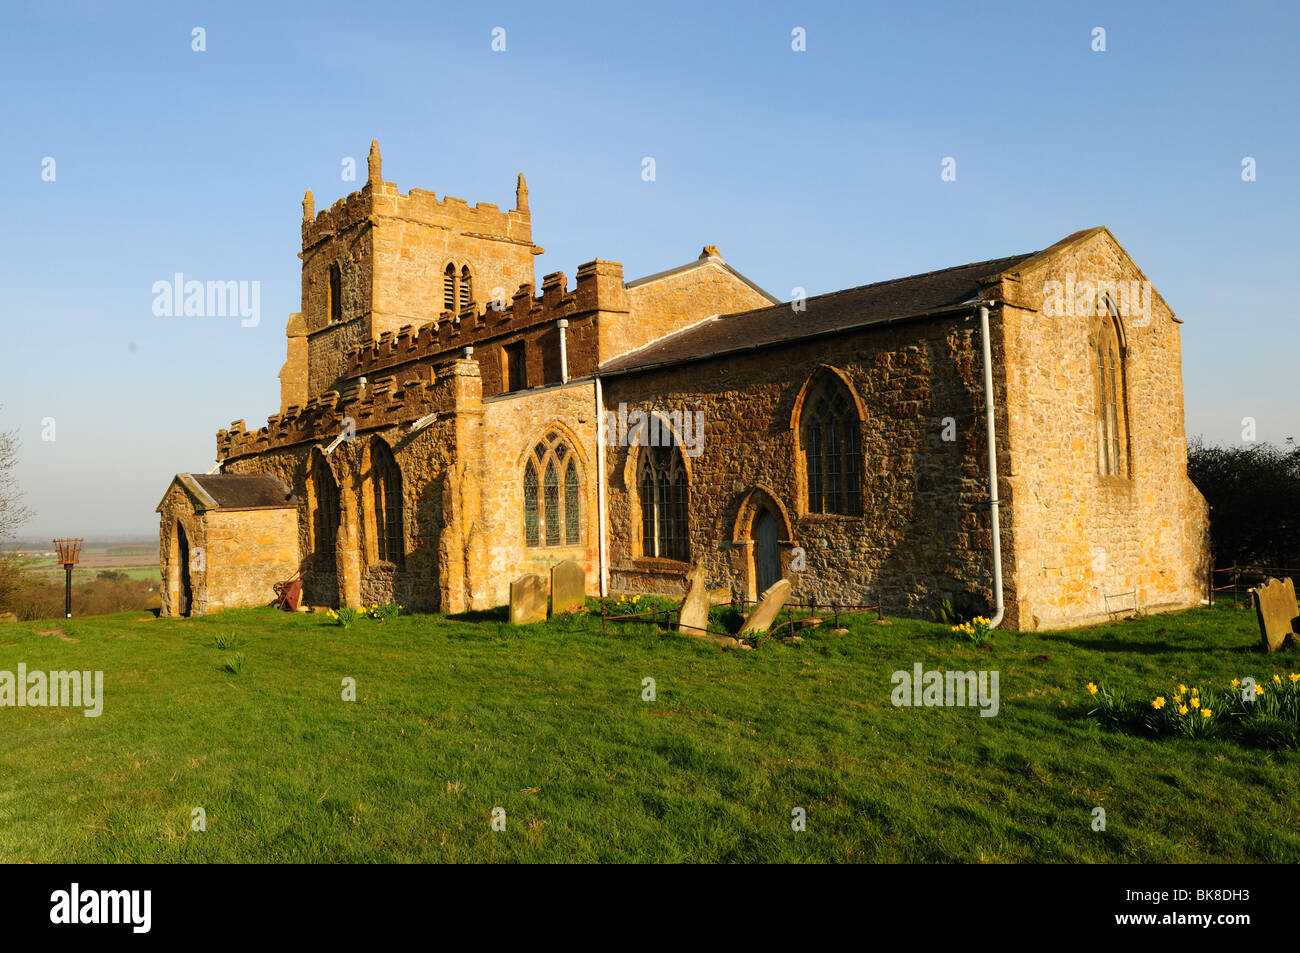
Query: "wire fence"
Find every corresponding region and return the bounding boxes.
[599,598,884,647]
[1209,564,1300,607]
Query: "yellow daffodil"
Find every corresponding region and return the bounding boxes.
[1201,708,1212,718]
[1231,678,1240,688]
[1178,684,1187,694]
[1173,695,1182,704]
[1178,705,1188,715]
[1152,697,1166,709]
[1087,683,1098,695]
[1190,697,1199,708]
[1191,686,1199,695]
[1274,673,1282,684]
[1290,674,1300,684]
[1256,684,1265,696]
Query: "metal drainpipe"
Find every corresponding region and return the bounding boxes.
[979,302,1006,629]
[594,374,609,597]
[558,319,570,383]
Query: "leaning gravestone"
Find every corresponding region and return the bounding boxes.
[509,573,547,625]
[1253,577,1299,653]
[677,564,710,636]
[739,578,792,635]
[550,559,586,616]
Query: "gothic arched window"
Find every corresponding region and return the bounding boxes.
[523,432,582,548]
[638,443,689,561]
[309,451,339,560]
[800,373,862,516]
[371,439,404,566]
[1096,305,1127,477]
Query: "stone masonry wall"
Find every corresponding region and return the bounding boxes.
[997,230,1209,629]
[478,380,601,607]
[601,312,1015,623]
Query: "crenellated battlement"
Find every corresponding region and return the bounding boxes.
[342,259,626,379]
[219,358,480,461]
[301,142,532,252]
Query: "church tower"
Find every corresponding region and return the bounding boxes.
[280,141,540,409]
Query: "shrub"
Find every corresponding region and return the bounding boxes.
[326,607,359,629]
[366,603,402,623]
[1085,673,1300,748]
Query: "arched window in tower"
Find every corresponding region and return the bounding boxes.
[800,372,862,516]
[328,262,342,324]
[459,265,473,311]
[1095,304,1127,477]
[522,431,582,548]
[443,263,457,313]
[637,443,689,561]
[309,452,339,560]
[370,439,404,566]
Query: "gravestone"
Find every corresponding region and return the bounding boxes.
[677,564,710,636]
[739,578,792,635]
[509,573,547,625]
[550,559,587,616]
[1253,577,1299,653]
[707,587,731,606]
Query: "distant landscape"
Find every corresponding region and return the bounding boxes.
[2,538,158,619]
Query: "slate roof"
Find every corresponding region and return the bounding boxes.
[157,473,295,512]
[599,251,1038,376]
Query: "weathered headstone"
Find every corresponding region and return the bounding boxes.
[707,587,731,606]
[509,573,547,625]
[677,564,710,636]
[739,578,792,634]
[1253,577,1299,653]
[550,559,586,616]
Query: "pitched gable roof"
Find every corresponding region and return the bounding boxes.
[157,473,294,513]
[600,251,1036,376]
[625,251,780,304]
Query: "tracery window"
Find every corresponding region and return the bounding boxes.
[800,374,862,515]
[523,432,582,548]
[638,443,689,560]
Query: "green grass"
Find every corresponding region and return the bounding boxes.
[0,601,1296,863]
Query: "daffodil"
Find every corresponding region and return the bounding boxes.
[1201,708,1212,718]
[1178,705,1188,715]
[1290,674,1300,684]
[1087,683,1098,695]
[1274,673,1283,684]
[1231,678,1240,688]
[1152,697,1166,709]
[1189,696,1199,708]
[1178,684,1187,694]
[1256,684,1265,696]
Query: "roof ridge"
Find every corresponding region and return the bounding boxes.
[715,251,1038,320]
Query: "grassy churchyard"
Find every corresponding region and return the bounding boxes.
[0,600,1296,863]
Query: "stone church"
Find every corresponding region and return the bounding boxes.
[157,142,1209,630]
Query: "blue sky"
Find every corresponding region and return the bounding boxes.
[1,0,1296,537]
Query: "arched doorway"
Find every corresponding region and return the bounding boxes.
[177,521,193,618]
[730,486,795,602]
[754,508,781,594]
